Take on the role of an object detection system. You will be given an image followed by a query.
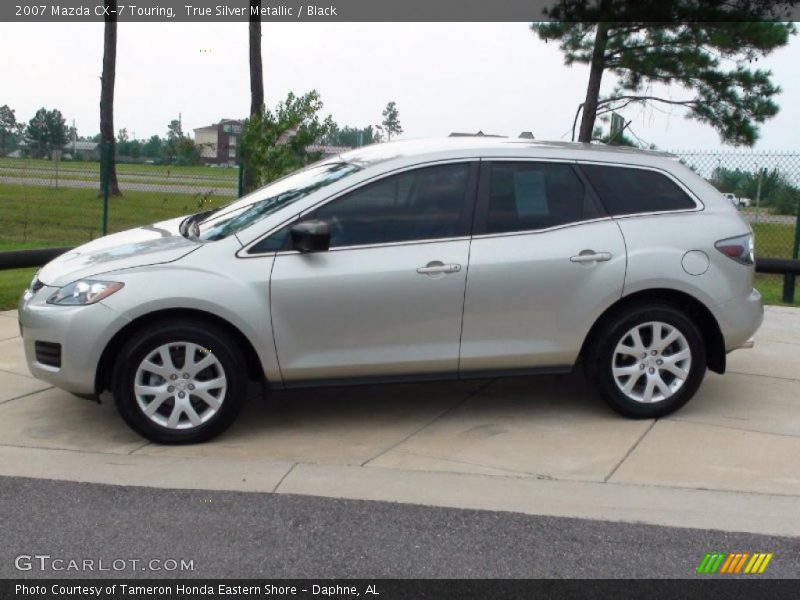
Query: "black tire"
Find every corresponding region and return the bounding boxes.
[112,319,248,444]
[586,304,706,418]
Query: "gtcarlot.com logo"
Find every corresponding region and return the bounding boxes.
[696,552,773,575]
[14,554,195,572]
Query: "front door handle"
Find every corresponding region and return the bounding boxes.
[570,251,612,263]
[416,262,462,275]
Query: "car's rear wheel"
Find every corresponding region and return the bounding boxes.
[112,320,248,444]
[587,305,706,418]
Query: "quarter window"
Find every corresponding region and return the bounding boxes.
[485,162,596,234]
[581,164,696,215]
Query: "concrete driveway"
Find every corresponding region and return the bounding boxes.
[1,306,799,537]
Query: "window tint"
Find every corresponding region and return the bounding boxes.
[486,162,594,234]
[581,165,696,216]
[313,163,471,247]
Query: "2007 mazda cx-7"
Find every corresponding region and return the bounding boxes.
[19,138,763,443]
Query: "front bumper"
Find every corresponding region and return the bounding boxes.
[713,288,764,353]
[18,286,129,395]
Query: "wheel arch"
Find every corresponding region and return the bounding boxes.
[95,307,265,394]
[580,288,726,374]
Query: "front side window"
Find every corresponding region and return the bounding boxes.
[485,162,595,234]
[194,161,360,241]
[581,164,696,216]
[313,163,471,248]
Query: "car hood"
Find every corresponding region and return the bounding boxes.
[38,217,200,287]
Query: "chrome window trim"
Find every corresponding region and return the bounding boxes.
[470,216,615,241]
[576,159,706,217]
[237,158,478,259]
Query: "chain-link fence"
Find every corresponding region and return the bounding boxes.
[0,144,239,249]
[672,150,800,261]
[2,145,799,304]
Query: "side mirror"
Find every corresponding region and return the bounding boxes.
[290,219,331,253]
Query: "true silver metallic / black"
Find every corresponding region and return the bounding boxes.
[19,138,763,443]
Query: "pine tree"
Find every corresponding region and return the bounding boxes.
[532,0,795,145]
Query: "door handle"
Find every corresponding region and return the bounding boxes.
[416,262,462,275]
[570,251,612,263]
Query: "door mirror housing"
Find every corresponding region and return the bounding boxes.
[290,220,331,253]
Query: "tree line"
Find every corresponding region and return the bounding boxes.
[10,0,795,196]
[0,101,402,170]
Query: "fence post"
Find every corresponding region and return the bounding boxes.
[101,142,110,236]
[783,198,800,304]
[237,162,245,198]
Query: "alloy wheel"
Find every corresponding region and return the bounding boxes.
[133,341,227,429]
[611,321,692,404]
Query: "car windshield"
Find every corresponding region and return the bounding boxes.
[193,161,361,241]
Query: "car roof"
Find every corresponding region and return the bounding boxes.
[338,137,678,168]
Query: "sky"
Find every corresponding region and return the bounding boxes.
[1,21,799,150]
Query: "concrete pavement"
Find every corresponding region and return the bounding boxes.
[1,306,799,536]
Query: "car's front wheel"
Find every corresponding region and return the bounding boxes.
[112,320,248,444]
[587,305,707,418]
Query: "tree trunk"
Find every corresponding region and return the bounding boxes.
[245,1,264,193]
[578,21,610,143]
[99,0,120,196]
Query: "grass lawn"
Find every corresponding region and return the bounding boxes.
[752,222,798,259]
[0,268,35,311]
[0,182,798,310]
[0,156,238,178]
[1,183,230,246]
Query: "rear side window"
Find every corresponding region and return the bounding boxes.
[485,162,597,234]
[581,165,696,216]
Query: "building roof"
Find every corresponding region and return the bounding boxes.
[64,141,99,151]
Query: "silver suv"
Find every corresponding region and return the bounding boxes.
[19,139,763,443]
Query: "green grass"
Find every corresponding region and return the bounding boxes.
[0,183,230,247]
[752,222,797,259]
[0,169,238,189]
[0,268,35,311]
[755,273,798,306]
[0,181,797,310]
[0,156,238,178]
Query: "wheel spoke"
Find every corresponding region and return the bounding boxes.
[650,322,662,350]
[661,362,689,380]
[664,348,691,364]
[158,346,176,372]
[188,353,215,377]
[184,404,202,427]
[642,377,656,402]
[629,328,646,354]
[166,403,183,428]
[613,365,641,378]
[193,389,222,410]
[653,373,672,398]
[656,328,680,352]
[194,377,225,392]
[140,359,170,380]
[622,372,641,395]
[135,382,167,396]
[142,392,170,416]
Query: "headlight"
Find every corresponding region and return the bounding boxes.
[47,280,124,305]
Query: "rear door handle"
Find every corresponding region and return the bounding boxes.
[416,262,461,275]
[570,251,612,263]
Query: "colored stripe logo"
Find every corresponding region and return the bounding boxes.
[696,552,773,574]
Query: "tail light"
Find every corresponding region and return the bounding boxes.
[715,233,754,265]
